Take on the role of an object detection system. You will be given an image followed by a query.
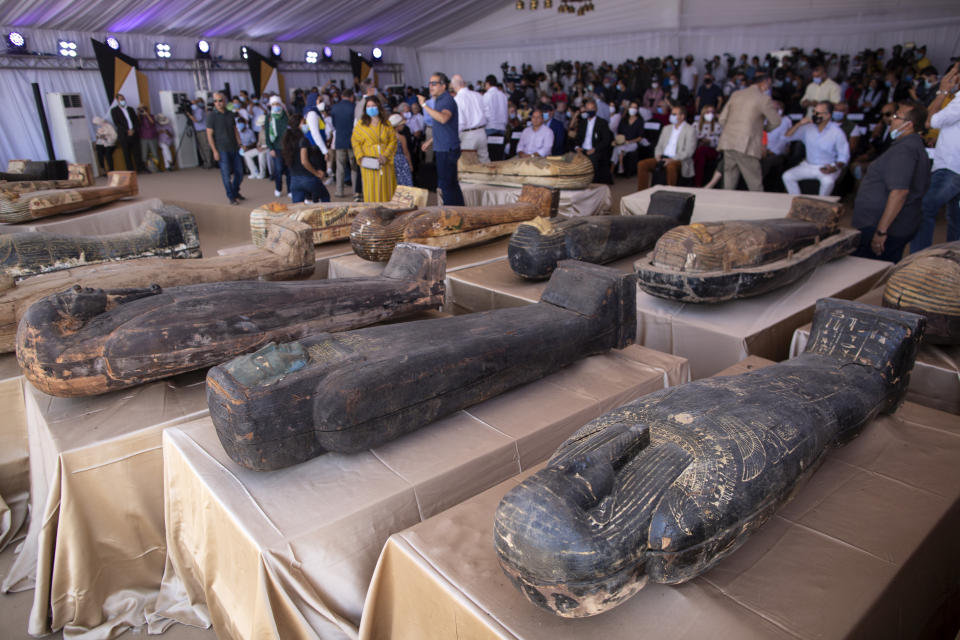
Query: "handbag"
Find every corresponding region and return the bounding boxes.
[360,156,380,170]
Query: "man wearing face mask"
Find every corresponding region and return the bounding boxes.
[717,73,781,191]
[187,97,215,168]
[851,101,930,262]
[570,99,613,184]
[206,92,245,205]
[542,103,567,155]
[761,100,793,188]
[636,104,696,189]
[266,95,291,198]
[482,75,508,161]
[695,74,723,114]
[110,93,142,172]
[681,55,698,93]
[800,66,841,115]
[781,101,850,196]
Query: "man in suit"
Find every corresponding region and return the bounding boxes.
[110,93,141,172]
[542,103,566,156]
[717,73,781,191]
[636,104,697,189]
[570,99,613,184]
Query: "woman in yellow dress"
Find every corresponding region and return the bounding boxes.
[351,97,397,202]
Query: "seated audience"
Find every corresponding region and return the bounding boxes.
[516,107,554,158]
[782,101,850,195]
[693,104,722,186]
[636,104,696,190]
[611,100,645,175]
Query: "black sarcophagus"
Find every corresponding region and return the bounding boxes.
[17,243,445,397]
[635,196,857,302]
[1,205,200,280]
[494,298,925,618]
[207,261,637,471]
[882,240,960,344]
[508,191,694,280]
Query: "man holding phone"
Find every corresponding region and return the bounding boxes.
[419,73,464,206]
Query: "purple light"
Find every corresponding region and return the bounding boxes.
[372,47,382,60]
[323,46,333,59]
[8,32,25,47]
[197,40,210,53]
[106,36,120,50]
[271,44,281,57]
[108,4,166,32]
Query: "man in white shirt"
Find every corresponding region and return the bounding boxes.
[761,100,793,187]
[636,104,697,189]
[911,62,960,251]
[516,108,554,159]
[482,75,508,161]
[799,66,841,115]
[451,74,489,162]
[781,101,850,196]
[681,55,699,92]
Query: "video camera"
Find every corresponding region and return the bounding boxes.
[175,94,193,116]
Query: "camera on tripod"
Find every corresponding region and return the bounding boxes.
[176,94,193,116]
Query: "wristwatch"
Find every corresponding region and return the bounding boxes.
[875,229,887,237]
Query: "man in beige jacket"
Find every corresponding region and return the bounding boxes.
[637,104,697,190]
[717,73,781,191]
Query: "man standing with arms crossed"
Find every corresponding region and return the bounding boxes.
[419,73,464,206]
[206,92,245,205]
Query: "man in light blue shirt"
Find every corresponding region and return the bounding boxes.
[516,108,555,159]
[781,101,850,196]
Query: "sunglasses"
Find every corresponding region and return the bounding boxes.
[881,111,893,117]
[214,99,224,103]
[429,80,443,86]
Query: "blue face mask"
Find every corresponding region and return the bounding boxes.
[366,106,379,117]
[271,105,283,114]
[238,123,246,131]
[300,124,309,134]
[889,127,901,140]
[831,112,844,121]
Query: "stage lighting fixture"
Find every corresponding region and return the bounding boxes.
[305,50,318,63]
[196,40,211,59]
[322,46,333,60]
[240,46,248,60]
[106,36,120,50]
[7,32,26,51]
[371,47,382,60]
[155,42,171,59]
[271,44,282,58]
[59,41,78,57]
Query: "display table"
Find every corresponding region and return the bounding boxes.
[327,238,510,280]
[218,239,354,280]
[151,345,690,639]
[634,255,889,378]
[448,254,638,314]
[790,287,960,415]
[0,197,166,234]
[0,354,27,550]
[359,358,960,640]
[619,185,838,221]
[459,182,611,217]
[0,371,210,638]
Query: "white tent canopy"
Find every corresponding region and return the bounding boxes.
[1,0,958,162]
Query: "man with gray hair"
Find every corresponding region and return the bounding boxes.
[451,74,489,163]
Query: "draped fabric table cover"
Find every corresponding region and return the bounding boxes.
[327,238,510,280]
[791,287,960,415]
[619,185,838,220]
[458,183,611,217]
[0,355,28,551]
[0,371,210,639]
[359,359,960,640]
[151,345,690,639]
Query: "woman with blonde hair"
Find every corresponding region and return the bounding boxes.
[351,96,397,202]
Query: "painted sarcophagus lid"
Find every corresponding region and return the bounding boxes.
[883,240,960,344]
[458,151,594,190]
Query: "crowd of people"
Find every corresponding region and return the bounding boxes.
[95,41,958,263]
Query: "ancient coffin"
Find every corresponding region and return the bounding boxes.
[458,151,594,190]
[0,218,314,353]
[634,196,857,302]
[0,159,69,182]
[351,184,559,262]
[0,163,94,192]
[509,191,695,280]
[1,205,200,280]
[249,185,429,247]
[207,260,636,471]
[882,240,960,344]
[0,171,138,223]
[17,243,445,397]
[494,298,925,618]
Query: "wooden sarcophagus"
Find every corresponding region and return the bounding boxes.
[0,163,94,193]
[17,243,446,397]
[882,240,960,344]
[634,196,857,302]
[494,298,925,618]
[351,184,559,262]
[0,171,138,224]
[207,260,636,471]
[249,185,429,247]
[0,159,69,182]
[458,151,594,190]
[0,218,315,353]
[508,191,695,280]
[1,205,201,280]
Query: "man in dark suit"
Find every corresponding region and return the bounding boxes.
[570,99,613,184]
[110,93,141,172]
[542,103,566,156]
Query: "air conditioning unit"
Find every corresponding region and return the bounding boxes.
[159,90,199,169]
[46,92,98,176]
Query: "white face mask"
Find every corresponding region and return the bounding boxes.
[669,114,680,124]
[651,83,659,89]
[628,107,638,116]
[703,112,715,122]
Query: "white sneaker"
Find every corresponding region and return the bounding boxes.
[274,189,282,197]
[304,199,313,205]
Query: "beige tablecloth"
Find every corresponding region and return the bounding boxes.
[634,256,890,378]
[359,383,960,640]
[790,286,960,415]
[151,345,690,639]
[0,354,28,550]
[459,182,611,217]
[0,371,209,639]
[0,197,165,234]
[619,185,838,220]
[328,238,510,280]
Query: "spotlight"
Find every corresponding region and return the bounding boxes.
[59,41,78,57]
[155,42,171,59]
[7,32,26,51]
[106,36,120,50]
[371,47,382,60]
[323,46,333,60]
[196,40,211,59]
[305,50,318,64]
[271,44,282,59]
[240,45,248,60]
